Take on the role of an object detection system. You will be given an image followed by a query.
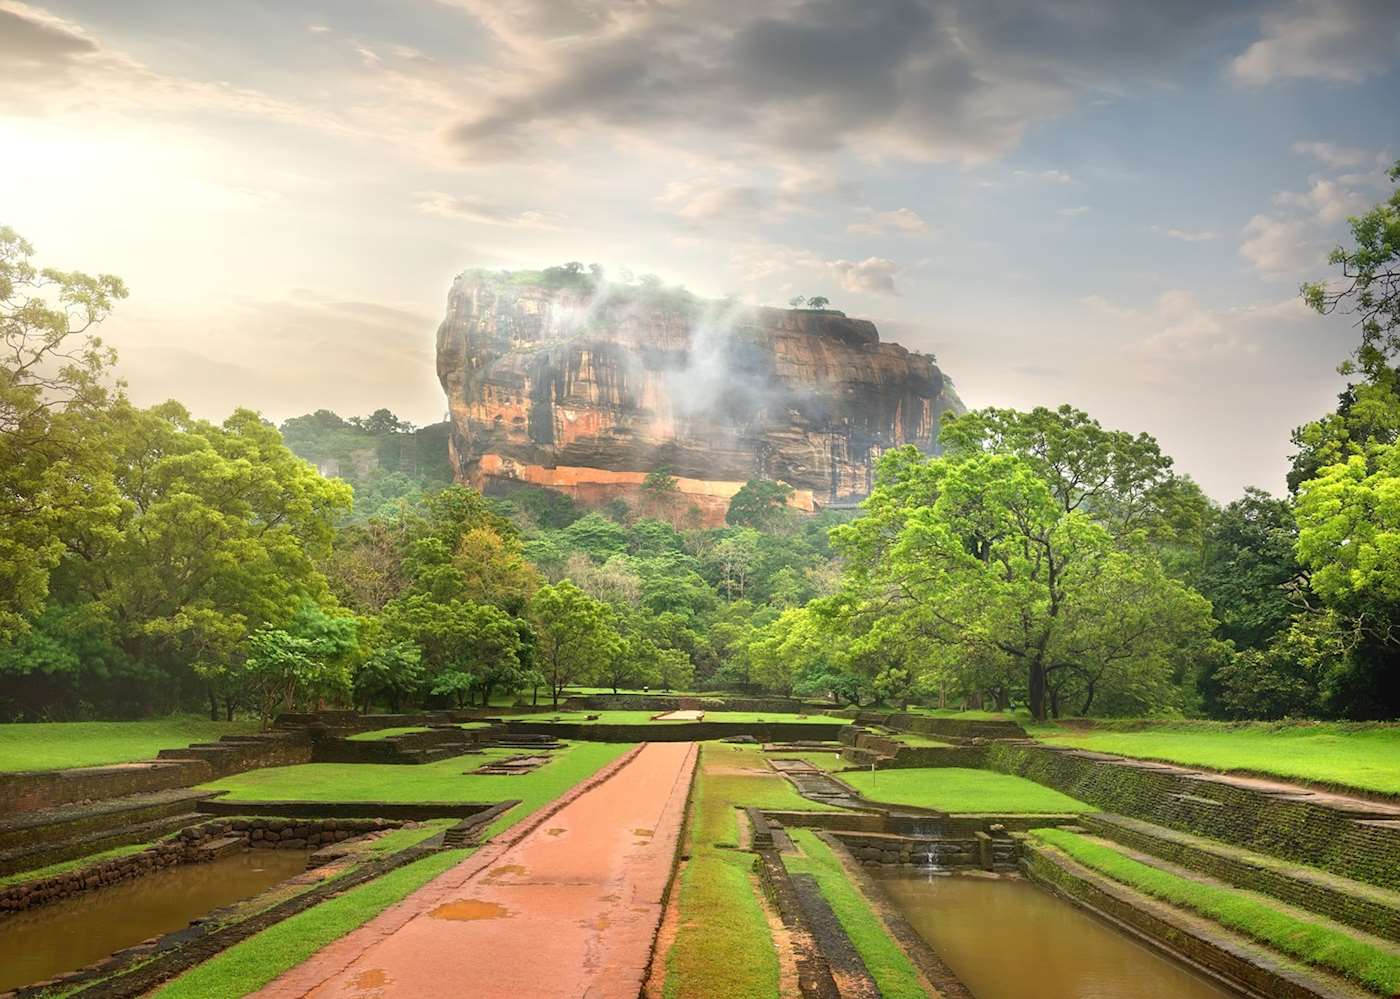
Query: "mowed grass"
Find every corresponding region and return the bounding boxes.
[0,716,259,772]
[841,767,1093,814]
[766,751,849,773]
[152,848,470,999]
[664,745,828,999]
[784,829,929,998]
[1031,828,1400,995]
[495,709,848,725]
[1035,722,1400,797]
[203,742,632,840]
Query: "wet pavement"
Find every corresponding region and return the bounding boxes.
[253,741,698,999]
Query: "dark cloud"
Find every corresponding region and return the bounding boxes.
[444,0,1270,164]
[0,7,96,70]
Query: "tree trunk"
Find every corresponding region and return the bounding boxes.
[207,689,219,722]
[994,686,1010,712]
[1028,660,1048,721]
[1080,683,1096,717]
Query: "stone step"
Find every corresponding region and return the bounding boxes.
[193,835,246,860]
[1084,813,1400,945]
[1024,839,1377,999]
[1073,833,1400,970]
[0,811,201,877]
[0,788,215,853]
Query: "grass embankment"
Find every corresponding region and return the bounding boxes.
[842,767,1093,813]
[0,717,259,772]
[203,742,631,839]
[1035,721,1400,797]
[893,734,954,748]
[0,844,148,887]
[784,829,928,997]
[1031,828,1400,995]
[767,751,848,773]
[153,848,469,999]
[496,709,850,725]
[664,745,827,999]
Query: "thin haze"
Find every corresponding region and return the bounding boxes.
[3,0,1398,500]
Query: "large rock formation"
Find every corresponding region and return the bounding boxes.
[435,270,963,525]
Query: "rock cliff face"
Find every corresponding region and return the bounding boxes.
[435,271,963,525]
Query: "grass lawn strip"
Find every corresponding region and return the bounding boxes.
[344,726,432,741]
[784,829,929,997]
[201,741,631,844]
[0,844,148,887]
[842,767,1094,813]
[1034,722,1400,797]
[664,745,826,999]
[495,709,850,725]
[0,717,259,772]
[1031,827,1400,995]
[151,848,469,999]
[767,752,849,773]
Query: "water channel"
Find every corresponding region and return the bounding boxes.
[0,849,311,992]
[872,869,1237,999]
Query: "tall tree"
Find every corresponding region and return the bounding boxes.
[0,227,125,640]
[833,449,1214,720]
[530,580,621,705]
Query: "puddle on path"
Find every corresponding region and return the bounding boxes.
[486,863,526,881]
[430,899,510,921]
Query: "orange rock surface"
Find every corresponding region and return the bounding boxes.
[436,272,963,524]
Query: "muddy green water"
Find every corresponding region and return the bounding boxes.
[874,870,1236,999]
[0,849,310,992]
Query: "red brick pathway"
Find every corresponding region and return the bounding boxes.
[253,741,697,999]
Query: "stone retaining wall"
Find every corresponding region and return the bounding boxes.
[987,742,1400,891]
[196,799,497,821]
[0,762,210,816]
[1083,814,1400,944]
[1023,842,1330,999]
[504,720,846,743]
[832,831,982,868]
[0,817,400,915]
[562,694,813,713]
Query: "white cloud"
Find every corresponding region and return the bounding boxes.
[827,257,900,296]
[1013,169,1073,183]
[1275,177,1368,224]
[1291,140,1373,169]
[1058,205,1091,217]
[1079,294,1139,320]
[1240,213,1317,279]
[847,207,930,237]
[1231,0,1400,85]
[415,191,565,229]
[657,177,766,221]
[1151,225,1220,242]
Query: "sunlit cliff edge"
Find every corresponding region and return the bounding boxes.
[435,268,964,525]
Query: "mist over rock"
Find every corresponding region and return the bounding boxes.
[435,269,964,525]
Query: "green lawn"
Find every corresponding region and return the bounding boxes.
[894,734,954,748]
[345,726,432,741]
[841,767,1093,814]
[665,745,794,999]
[1035,722,1400,797]
[494,709,848,725]
[0,716,260,772]
[153,848,470,999]
[0,843,148,887]
[767,751,849,773]
[202,742,632,839]
[1031,828,1400,996]
[784,829,929,997]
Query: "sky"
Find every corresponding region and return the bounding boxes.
[3,0,1398,501]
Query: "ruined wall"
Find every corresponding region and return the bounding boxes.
[436,272,964,524]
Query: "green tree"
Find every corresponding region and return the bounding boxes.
[0,226,125,640]
[383,594,522,707]
[940,405,1204,544]
[726,479,795,533]
[807,296,830,309]
[640,466,680,520]
[234,604,357,725]
[529,580,621,705]
[833,450,1214,720]
[1303,160,1400,380]
[353,639,424,713]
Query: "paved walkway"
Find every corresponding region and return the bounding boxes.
[255,741,698,999]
